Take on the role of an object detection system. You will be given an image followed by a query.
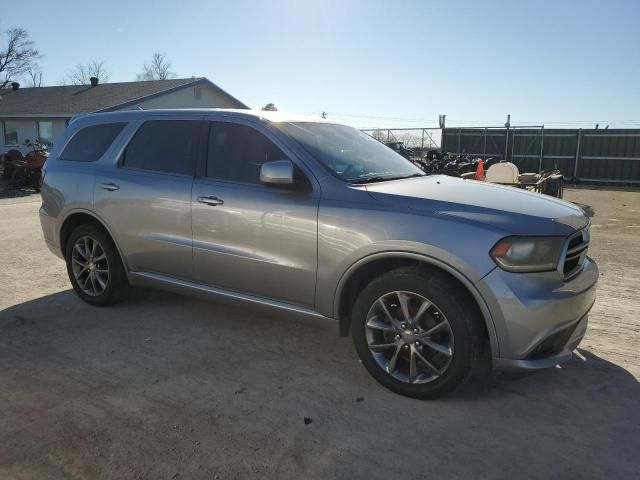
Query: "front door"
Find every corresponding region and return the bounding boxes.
[191,121,319,307]
[94,117,204,280]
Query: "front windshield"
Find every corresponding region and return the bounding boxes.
[280,122,425,183]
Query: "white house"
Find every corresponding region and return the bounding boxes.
[0,77,247,153]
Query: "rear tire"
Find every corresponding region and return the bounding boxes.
[351,267,482,399]
[65,223,127,306]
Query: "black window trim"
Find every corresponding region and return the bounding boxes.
[118,118,206,179]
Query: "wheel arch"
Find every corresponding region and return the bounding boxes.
[333,252,500,357]
[59,209,129,272]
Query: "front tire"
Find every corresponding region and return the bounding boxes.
[351,267,482,399]
[65,223,127,306]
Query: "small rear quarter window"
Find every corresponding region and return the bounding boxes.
[60,122,126,162]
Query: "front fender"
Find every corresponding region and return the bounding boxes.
[315,203,502,312]
[328,250,500,358]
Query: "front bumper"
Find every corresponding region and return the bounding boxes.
[476,257,598,371]
[492,313,589,370]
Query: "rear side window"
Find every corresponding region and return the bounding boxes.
[206,123,288,184]
[122,120,200,176]
[60,122,126,162]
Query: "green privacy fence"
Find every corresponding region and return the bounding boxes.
[441,127,640,183]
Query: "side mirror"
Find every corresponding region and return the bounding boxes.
[260,160,294,186]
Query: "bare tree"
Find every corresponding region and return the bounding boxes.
[26,66,43,87]
[65,60,111,85]
[261,103,277,111]
[398,132,422,149]
[137,52,174,81]
[0,28,40,89]
[370,129,390,143]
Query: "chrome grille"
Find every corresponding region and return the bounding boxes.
[560,227,590,279]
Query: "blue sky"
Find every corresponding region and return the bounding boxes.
[3,0,639,128]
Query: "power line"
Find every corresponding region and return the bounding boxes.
[305,111,640,128]
[305,111,437,123]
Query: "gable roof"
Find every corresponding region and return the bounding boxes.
[0,77,248,117]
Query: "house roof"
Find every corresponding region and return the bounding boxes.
[0,77,248,117]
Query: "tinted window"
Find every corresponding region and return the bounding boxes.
[206,123,288,184]
[60,122,126,162]
[122,120,200,175]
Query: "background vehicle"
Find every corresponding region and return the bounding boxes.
[1,139,48,191]
[418,151,503,177]
[39,109,598,399]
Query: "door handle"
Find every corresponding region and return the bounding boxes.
[198,195,224,206]
[99,182,120,191]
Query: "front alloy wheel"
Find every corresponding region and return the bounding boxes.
[351,267,482,399]
[365,291,454,384]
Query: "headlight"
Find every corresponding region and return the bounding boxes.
[490,236,564,272]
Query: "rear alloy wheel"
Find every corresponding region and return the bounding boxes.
[65,224,127,306]
[352,267,482,399]
[71,236,110,297]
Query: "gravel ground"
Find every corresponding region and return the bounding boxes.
[0,186,638,480]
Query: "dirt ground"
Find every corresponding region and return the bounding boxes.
[0,186,638,480]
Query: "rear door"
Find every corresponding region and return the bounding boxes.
[94,115,205,280]
[191,119,320,307]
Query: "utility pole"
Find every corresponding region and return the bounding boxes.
[504,114,511,162]
[438,115,446,152]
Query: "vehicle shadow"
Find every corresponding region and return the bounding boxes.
[2,287,637,403]
[462,347,639,400]
[2,288,638,478]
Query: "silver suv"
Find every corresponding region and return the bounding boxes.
[40,109,598,399]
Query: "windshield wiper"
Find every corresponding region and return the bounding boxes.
[350,172,426,184]
[350,176,391,184]
[392,173,426,180]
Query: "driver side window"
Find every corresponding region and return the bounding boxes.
[206,123,288,184]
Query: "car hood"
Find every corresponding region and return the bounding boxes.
[364,175,588,236]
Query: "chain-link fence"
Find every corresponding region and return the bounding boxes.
[361,128,441,157]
